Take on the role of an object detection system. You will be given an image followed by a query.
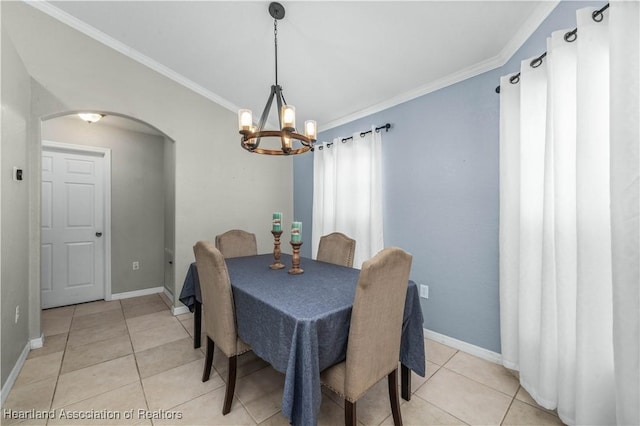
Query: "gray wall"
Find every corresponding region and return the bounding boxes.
[1,0,293,373]
[1,21,32,387]
[42,116,166,295]
[294,1,599,353]
[163,136,176,295]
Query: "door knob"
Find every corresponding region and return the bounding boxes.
[96,232,103,237]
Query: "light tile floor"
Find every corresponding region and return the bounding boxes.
[3,294,565,425]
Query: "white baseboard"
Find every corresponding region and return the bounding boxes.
[163,287,174,302]
[172,305,190,316]
[30,334,44,349]
[1,342,30,407]
[111,286,164,300]
[425,328,503,365]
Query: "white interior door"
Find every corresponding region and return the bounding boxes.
[41,145,106,308]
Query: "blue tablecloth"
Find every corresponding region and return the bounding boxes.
[179,253,425,426]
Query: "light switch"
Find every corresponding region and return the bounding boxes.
[13,167,23,181]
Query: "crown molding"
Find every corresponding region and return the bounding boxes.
[25,0,240,114]
[496,1,561,69]
[27,0,559,132]
[321,1,559,131]
[321,53,506,131]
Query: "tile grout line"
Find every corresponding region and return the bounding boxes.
[437,362,520,399]
[499,388,518,425]
[438,344,562,422]
[122,297,154,426]
[407,361,472,426]
[132,296,222,425]
[48,303,139,414]
[443,350,525,395]
[46,304,75,418]
[41,303,137,419]
[18,306,547,425]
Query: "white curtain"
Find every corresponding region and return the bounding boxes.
[610,2,640,425]
[312,126,383,268]
[499,4,639,425]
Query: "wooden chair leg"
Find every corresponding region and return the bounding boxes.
[222,355,238,415]
[345,400,356,426]
[202,336,214,382]
[388,369,403,426]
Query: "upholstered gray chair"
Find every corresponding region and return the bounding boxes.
[215,229,258,258]
[316,232,356,268]
[193,241,251,415]
[320,247,412,426]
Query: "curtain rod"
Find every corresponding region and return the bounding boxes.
[495,3,609,94]
[340,123,391,143]
[315,123,392,150]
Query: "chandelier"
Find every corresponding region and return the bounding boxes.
[238,2,317,155]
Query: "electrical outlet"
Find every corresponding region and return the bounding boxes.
[15,305,20,323]
[132,261,140,270]
[419,284,429,299]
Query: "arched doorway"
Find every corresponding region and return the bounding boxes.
[39,112,176,311]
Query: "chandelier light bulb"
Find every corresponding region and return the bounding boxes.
[247,125,258,147]
[281,105,296,131]
[282,134,292,152]
[238,109,253,131]
[304,120,317,141]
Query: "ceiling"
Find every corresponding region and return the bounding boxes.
[35,1,557,131]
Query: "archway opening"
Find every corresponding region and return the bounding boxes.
[39,112,176,313]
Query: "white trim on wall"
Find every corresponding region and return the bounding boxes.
[322,1,559,131]
[30,334,44,350]
[425,328,503,365]
[111,286,164,300]
[172,305,190,316]
[41,140,112,302]
[27,1,559,132]
[26,1,239,115]
[0,343,30,407]
[163,287,174,302]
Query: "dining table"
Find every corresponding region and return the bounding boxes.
[179,253,425,426]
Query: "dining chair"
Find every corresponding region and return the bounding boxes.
[320,247,412,426]
[215,229,258,258]
[193,240,251,415]
[316,232,356,267]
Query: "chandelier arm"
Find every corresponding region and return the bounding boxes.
[275,85,284,128]
[254,86,277,147]
[257,85,277,134]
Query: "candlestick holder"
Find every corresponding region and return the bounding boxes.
[269,230,286,270]
[289,241,304,274]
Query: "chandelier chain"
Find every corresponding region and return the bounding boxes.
[274,19,278,86]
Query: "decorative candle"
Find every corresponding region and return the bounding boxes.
[291,221,302,243]
[272,212,282,232]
